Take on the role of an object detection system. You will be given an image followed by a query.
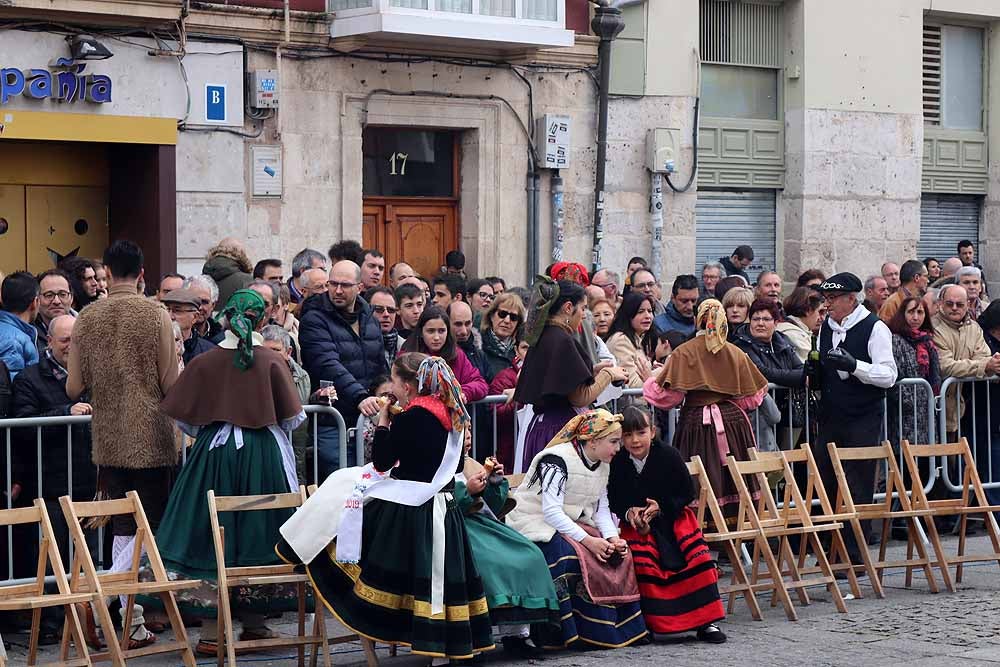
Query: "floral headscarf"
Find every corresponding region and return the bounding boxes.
[549,262,591,287]
[417,356,471,432]
[696,298,728,355]
[545,409,623,449]
[222,289,268,370]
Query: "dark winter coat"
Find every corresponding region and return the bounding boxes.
[182,331,217,366]
[732,328,805,389]
[0,360,10,418]
[653,301,696,338]
[480,330,516,383]
[10,355,96,499]
[299,294,387,427]
[202,255,253,311]
[719,255,749,282]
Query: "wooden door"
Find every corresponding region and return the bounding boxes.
[0,185,26,274]
[25,186,109,273]
[363,201,458,280]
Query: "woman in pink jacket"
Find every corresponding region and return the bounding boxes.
[401,306,489,402]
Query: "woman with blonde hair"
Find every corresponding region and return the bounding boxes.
[721,287,755,340]
[479,291,526,381]
[506,409,648,649]
[643,299,768,516]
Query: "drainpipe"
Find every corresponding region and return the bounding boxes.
[276,0,291,139]
[590,0,625,274]
[526,168,540,279]
[551,169,565,263]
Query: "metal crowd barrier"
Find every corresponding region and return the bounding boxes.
[937,376,1000,493]
[0,405,348,585]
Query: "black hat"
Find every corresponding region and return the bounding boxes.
[815,272,862,294]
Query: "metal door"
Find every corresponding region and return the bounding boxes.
[695,190,776,284]
[25,186,109,273]
[918,194,981,261]
[0,186,26,274]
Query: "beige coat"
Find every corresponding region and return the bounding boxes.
[776,317,812,363]
[605,331,649,390]
[932,312,993,433]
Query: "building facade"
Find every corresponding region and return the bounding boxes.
[0,0,997,289]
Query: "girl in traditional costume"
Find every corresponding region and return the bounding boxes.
[642,299,768,516]
[156,289,306,654]
[276,353,494,661]
[513,278,628,472]
[607,407,726,642]
[457,453,560,658]
[505,409,649,649]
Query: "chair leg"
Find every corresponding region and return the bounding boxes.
[93,596,127,665]
[778,536,810,606]
[904,530,916,588]
[956,513,968,583]
[63,600,92,666]
[851,528,884,600]
[757,536,797,621]
[831,530,862,600]
[907,517,939,594]
[160,591,197,667]
[27,607,41,666]
[811,533,847,614]
[922,517,955,593]
[725,541,762,621]
[362,638,379,667]
[297,582,306,667]
[120,594,135,650]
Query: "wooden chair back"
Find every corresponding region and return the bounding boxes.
[60,491,199,666]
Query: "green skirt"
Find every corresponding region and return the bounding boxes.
[276,494,495,659]
[455,483,560,627]
[151,423,302,617]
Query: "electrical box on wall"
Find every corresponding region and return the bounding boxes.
[536,114,572,169]
[646,128,679,173]
[251,145,282,197]
[250,69,279,109]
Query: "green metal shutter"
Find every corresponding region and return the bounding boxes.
[918,194,981,261]
[695,190,776,284]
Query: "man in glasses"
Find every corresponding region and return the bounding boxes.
[932,283,1000,440]
[162,288,216,365]
[629,268,665,317]
[812,272,897,570]
[33,269,76,356]
[183,275,225,344]
[299,260,387,480]
[591,269,621,306]
[365,286,402,369]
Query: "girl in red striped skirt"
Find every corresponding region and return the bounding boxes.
[607,407,726,643]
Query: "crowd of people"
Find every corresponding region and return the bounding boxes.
[0,234,997,661]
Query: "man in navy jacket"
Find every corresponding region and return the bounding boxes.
[299,260,387,481]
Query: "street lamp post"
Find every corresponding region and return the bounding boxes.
[590,0,625,274]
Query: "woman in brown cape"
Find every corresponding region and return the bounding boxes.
[642,299,768,515]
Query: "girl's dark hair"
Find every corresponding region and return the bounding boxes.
[368,374,390,393]
[747,298,781,322]
[887,297,934,338]
[796,269,826,287]
[400,305,457,362]
[549,280,586,316]
[783,286,823,318]
[606,292,657,360]
[714,275,746,301]
[621,406,652,435]
[657,329,689,350]
[392,352,428,385]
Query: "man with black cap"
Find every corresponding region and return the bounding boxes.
[811,272,898,568]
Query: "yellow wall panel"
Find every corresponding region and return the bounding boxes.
[0,186,26,274]
[25,186,109,273]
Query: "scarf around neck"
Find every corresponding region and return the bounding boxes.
[903,327,940,391]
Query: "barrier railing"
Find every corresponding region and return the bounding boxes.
[0,404,347,586]
[937,376,1000,492]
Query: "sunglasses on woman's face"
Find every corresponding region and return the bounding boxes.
[495,309,520,322]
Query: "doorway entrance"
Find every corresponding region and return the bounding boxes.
[361,127,460,280]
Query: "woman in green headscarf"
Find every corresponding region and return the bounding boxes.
[156,289,306,655]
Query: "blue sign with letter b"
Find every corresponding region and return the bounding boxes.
[206,84,226,122]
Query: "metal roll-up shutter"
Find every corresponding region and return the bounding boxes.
[919,194,981,261]
[696,190,776,284]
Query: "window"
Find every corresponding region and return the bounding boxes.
[362,128,457,198]
[701,64,779,120]
[924,23,984,129]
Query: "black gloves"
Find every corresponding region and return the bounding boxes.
[825,347,857,374]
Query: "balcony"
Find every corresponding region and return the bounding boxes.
[328,0,575,52]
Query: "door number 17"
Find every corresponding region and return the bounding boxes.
[388,152,409,176]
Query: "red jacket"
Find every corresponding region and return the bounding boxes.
[450,347,488,403]
[487,365,520,471]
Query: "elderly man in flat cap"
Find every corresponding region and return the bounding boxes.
[811,272,898,570]
[162,288,217,365]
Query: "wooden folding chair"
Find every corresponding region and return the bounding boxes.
[901,438,1000,586]
[727,454,849,618]
[750,445,884,599]
[59,491,200,665]
[301,484,381,666]
[687,455,779,621]
[0,500,93,666]
[827,441,945,593]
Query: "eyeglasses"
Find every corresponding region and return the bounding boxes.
[168,306,199,314]
[750,316,775,323]
[593,282,618,293]
[942,301,967,309]
[327,280,358,291]
[495,309,521,322]
[372,305,398,315]
[633,281,656,290]
[476,291,495,302]
[41,290,72,301]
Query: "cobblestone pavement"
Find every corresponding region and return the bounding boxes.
[17,532,1000,666]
